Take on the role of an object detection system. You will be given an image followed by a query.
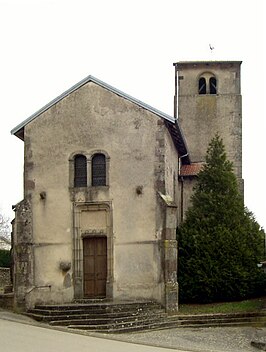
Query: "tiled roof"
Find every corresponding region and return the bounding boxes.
[180,162,204,177]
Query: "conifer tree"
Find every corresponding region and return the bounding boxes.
[178,134,265,303]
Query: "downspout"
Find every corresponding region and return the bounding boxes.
[180,176,184,223]
[174,63,178,120]
[179,153,188,224]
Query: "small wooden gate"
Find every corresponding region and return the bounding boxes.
[83,237,107,298]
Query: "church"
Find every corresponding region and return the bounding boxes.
[11,61,243,312]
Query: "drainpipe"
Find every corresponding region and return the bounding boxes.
[174,64,178,120]
[180,176,184,223]
[180,153,189,223]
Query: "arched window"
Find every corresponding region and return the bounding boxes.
[92,153,106,186]
[74,154,87,187]
[198,77,206,94]
[209,77,217,94]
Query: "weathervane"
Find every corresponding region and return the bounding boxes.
[209,44,215,52]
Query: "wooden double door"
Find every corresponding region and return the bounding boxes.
[83,237,107,298]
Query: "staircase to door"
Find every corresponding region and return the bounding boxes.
[26,301,168,333]
[83,237,107,298]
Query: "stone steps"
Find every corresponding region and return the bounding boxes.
[173,315,265,326]
[50,313,166,327]
[26,301,266,333]
[27,310,163,322]
[67,316,263,334]
[68,320,173,333]
[164,312,266,332]
[30,301,162,312]
[28,311,165,324]
[26,301,167,332]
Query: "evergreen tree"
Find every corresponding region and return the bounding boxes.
[178,134,265,303]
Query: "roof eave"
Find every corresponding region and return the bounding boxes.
[179,174,198,178]
[14,128,24,141]
[165,120,191,164]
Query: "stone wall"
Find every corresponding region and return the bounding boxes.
[13,199,34,308]
[0,267,11,292]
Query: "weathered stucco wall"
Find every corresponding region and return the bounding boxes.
[180,178,195,222]
[19,82,178,307]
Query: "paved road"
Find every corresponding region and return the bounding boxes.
[0,318,189,352]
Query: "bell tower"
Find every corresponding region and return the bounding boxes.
[174,61,243,184]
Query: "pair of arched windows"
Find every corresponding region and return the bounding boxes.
[74,153,106,187]
[198,75,217,95]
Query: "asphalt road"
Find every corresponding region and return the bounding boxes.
[0,318,189,352]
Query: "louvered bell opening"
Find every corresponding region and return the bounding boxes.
[74,155,87,187]
[209,77,217,94]
[199,77,206,94]
[92,154,106,186]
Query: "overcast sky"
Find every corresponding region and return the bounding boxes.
[0,0,265,229]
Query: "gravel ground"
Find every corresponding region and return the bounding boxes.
[103,326,266,352]
[1,308,266,352]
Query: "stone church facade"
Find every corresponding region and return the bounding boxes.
[11,61,243,311]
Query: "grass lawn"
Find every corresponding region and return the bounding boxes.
[178,297,265,315]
